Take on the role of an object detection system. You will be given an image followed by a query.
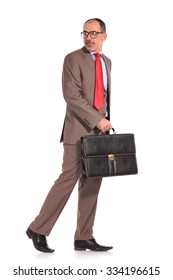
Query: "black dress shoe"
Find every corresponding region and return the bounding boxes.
[74,239,113,251]
[26,228,54,253]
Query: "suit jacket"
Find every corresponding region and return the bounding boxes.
[60,46,111,145]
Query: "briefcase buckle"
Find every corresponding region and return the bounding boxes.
[108,154,115,161]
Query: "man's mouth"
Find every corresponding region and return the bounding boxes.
[86,41,94,45]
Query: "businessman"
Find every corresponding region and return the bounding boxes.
[26,18,113,252]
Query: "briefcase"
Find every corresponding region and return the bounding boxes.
[81,132,138,178]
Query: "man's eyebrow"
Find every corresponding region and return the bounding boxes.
[83,30,97,33]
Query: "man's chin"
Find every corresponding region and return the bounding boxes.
[85,44,95,52]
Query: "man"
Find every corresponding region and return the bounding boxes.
[26,18,113,253]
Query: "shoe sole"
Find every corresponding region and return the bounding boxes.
[26,229,32,239]
[74,246,112,251]
[75,247,86,251]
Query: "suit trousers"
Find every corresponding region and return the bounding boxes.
[29,144,102,240]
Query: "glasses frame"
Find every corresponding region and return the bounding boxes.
[81,31,104,39]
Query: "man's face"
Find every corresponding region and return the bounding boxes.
[83,20,107,52]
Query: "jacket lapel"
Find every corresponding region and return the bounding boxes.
[81,47,95,73]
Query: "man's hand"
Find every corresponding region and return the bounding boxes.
[97,118,112,133]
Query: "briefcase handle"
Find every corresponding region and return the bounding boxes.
[99,128,117,135]
[112,128,117,134]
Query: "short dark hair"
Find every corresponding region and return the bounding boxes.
[84,18,106,32]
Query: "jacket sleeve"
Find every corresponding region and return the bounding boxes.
[62,54,102,129]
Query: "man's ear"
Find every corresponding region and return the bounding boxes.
[103,32,107,41]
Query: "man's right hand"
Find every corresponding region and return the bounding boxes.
[97,118,112,133]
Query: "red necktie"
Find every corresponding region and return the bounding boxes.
[94,53,104,110]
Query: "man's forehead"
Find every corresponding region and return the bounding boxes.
[84,21,101,30]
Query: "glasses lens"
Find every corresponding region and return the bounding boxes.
[81,32,87,38]
[92,32,99,38]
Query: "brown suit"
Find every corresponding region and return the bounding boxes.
[29,47,111,240]
[61,46,111,144]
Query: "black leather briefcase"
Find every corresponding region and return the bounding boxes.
[81,132,138,178]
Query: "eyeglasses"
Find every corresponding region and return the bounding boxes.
[81,31,104,39]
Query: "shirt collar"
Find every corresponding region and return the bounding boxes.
[90,51,103,60]
[90,51,102,55]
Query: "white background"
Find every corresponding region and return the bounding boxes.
[0,0,173,279]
